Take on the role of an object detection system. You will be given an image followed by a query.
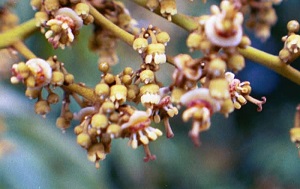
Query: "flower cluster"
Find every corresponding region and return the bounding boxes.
[240,0,282,41]
[11,57,74,122]
[146,0,177,21]
[133,25,169,65]
[279,20,300,63]
[5,0,300,168]
[88,1,139,66]
[33,0,93,49]
[71,61,172,166]
[169,53,266,145]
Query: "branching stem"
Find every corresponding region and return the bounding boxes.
[0,19,37,49]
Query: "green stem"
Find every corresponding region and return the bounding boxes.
[132,0,199,31]
[62,84,98,103]
[12,41,37,59]
[89,5,135,45]
[238,47,300,85]
[0,19,38,49]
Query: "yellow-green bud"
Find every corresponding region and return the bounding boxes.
[140,69,154,84]
[208,58,226,76]
[279,49,291,63]
[74,125,83,135]
[104,73,115,84]
[290,127,300,143]
[25,76,36,88]
[83,15,94,25]
[107,124,121,137]
[156,32,170,44]
[95,83,110,98]
[171,88,186,104]
[44,0,60,12]
[186,33,202,50]
[110,85,127,104]
[209,79,230,100]
[31,0,42,10]
[91,114,108,129]
[219,98,234,117]
[25,88,40,99]
[75,3,90,19]
[133,37,148,53]
[227,54,245,72]
[47,93,59,104]
[101,101,115,114]
[239,36,251,48]
[35,100,51,116]
[98,62,110,73]
[77,133,91,148]
[64,111,74,121]
[56,117,70,130]
[121,75,132,85]
[51,71,64,86]
[287,20,299,33]
[123,67,133,75]
[64,73,74,84]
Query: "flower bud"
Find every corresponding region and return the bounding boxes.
[35,100,51,116]
[156,32,170,45]
[47,92,59,104]
[91,114,108,129]
[140,70,154,84]
[77,133,91,148]
[56,116,70,130]
[133,37,148,53]
[51,71,64,86]
[94,83,110,98]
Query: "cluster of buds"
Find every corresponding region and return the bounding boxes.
[32,1,94,49]
[88,1,139,66]
[133,25,170,65]
[169,53,266,145]
[241,0,282,40]
[11,58,52,90]
[70,62,178,166]
[146,0,177,21]
[10,57,75,121]
[279,20,300,63]
[9,0,295,168]
[187,1,250,73]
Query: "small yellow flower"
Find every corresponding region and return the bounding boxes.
[145,43,166,64]
[121,110,162,149]
[140,84,161,108]
[180,88,220,146]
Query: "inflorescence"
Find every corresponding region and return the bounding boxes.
[1,0,300,168]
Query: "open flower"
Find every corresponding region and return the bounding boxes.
[173,54,203,81]
[145,43,166,64]
[45,8,83,49]
[152,96,178,138]
[205,1,243,47]
[140,84,161,108]
[121,110,162,161]
[225,72,266,111]
[180,88,220,146]
[11,58,52,89]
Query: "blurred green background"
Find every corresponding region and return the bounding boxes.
[1,0,300,188]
